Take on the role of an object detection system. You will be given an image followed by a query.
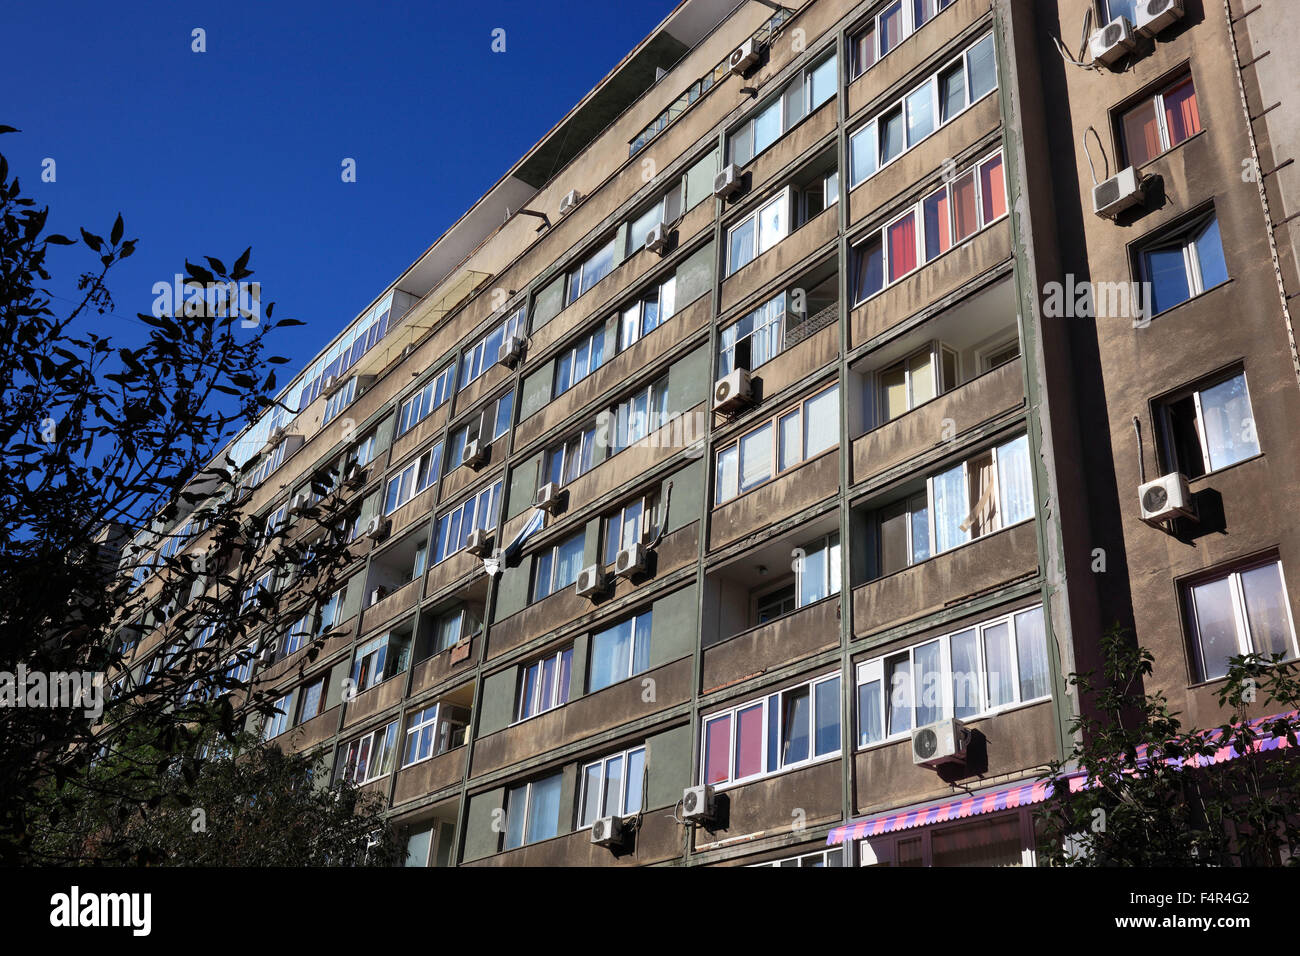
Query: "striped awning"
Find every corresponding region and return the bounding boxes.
[827,709,1298,846]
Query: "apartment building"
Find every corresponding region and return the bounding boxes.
[111,0,1300,868]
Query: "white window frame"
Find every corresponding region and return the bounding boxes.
[502,773,562,850]
[384,442,442,515]
[1138,211,1227,315]
[402,703,441,768]
[715,384,840,504]
[726,188,791,276]
[603,493,658,566]
[1185,559,1298,682]
[618,275,677,351]
[700,672,842,790]
[578,745,647,829]
[398,363,456,435]
[513,646,573,723]
[566,239,617,305]
[546,426,597,488]
[434,479,504,564]
[855,604,1050,749]
[728,51,838,166]
[337,720,399,786]
[1156,369,1259,477]
[1120,73,1199,167]
[461,307,525,391]
[588,611,653,692]
[263,693,291,740]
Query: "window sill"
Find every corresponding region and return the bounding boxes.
[709,748,842,794]
[1141,277,1233,323]
[855,694,1052,754]
[863,514,1035,585]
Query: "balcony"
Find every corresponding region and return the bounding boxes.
[392,744,469,806]
[341,673,406,729]
[467,801,681,867]
[853,356,1024,485]
[692,757,842,854]
[852,519,1038,638]
[710,448,839,552]
[720,205,838,316]
[703,596,840,694]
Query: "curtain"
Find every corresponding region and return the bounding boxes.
[924,188,951,261]
[932,462,969,553]
[804,386,839,457]
[980,154,1006,223]
[704,716,732,784]
[961,452,997,538]
[735,704,764,778]
[1122,100,1162,167]
[952,171,978,241]
[1014,607,1050,701]
[739,423,773,490]
[887,212,917,282]
[997,434,1034,526]
[1240,563,1292,660]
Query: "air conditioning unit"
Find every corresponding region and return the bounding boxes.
[713,368,753,413]
[498,334,526,368]
[590,815,625,848]
[321,374,342,397]
[343,465,367,490]
[681,784,716,824]
[1090,16,1136,66]
[615,544,648,578]
[559,189,584,216]
[575,564,608,600]
[259,641,277,665]
[1135,0,1184,37]
[465,528,494,558]
[365,516,391,542]
[354,374,376,393]
[1092,166,1144,219]
[728,38,760,76]
[1139,472,1195,524]
[911,718,970,768]
[644,222,670,255]
[462,437,489,469]
[266,425,288,448]
[714,163,743,200]
[533,482,565,515]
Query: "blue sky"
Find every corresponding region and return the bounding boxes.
[2,0,675,371]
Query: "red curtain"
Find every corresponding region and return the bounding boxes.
[952,172,978,242]
[1164,77,1201,147]
[888,213,917,282]
[980,154,1006,224]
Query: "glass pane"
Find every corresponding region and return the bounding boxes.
[590,619,631,693]
[1015,607,1050,701]
[854,235,884,301]
[966,34,996,101]
[879,2,903,54]
[781,687,811,765]
[1122,98,1162,167]
[887,212,917,282]
[880,364,909,422]
[1194,216,1228,291]
[979,154,1006,222]
[704,715,732,785]
[914,640,943,726]
[758,196,787,253]
[804,387,839,457]
[1163,77,1201,148]
[932,816,1023,867]
[739,423,773,491]
[729,218,756,274]
[754,99,782,155]
[782,80,806,129]
[909,350,935,405]
[1197,374,1258,471]
[799,538,828,607]
[932,463,970,553]
[504,784,528,849]
[886,655,912,735]
[539,655,556,711]
[1145,244,1191,314]
[1191,577,1239,680]
[580,763,603,828]
[997,434,1034,525]
[923,188,951,261]
[983,621,1014,707]
[858,679,883,745]
[716,446,739,504]
[735,703,765,778]
[779,411,802,470]
[905,81,935,148]
[1240,563,1294,660]
[855,24,877,76]
[851,122,877,184]
[602,756,624,818]
[814,676,841,756]
[880,106,904,164]
[810,55,837,109]
[525,775,561,845]
[910,496,931,563]
[626,749,646,814]
[939,62,965,122]
[880,503,910,576]
[951,170,978,241]
[950,628,980,718]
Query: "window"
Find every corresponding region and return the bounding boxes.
[345,429,377,472]
[579,746,646,828]
[1185,559,1296,681]
[322,376,358,427]
[398,363,456,435]
[715,385,839,504]
[876,343,958,423]
[727,189,790,276]
[555,325,608,396]
[719,293,786,375]
[514,647,573,722]
[532,532,585,602]
[263,693,291,740]
[335,720,399,785]
[434,480,504,563]
[796,533,842,608]
[1139,210,1229,316]
[503,773,562,850]
[297,678,324,724]
[350,632,411,693]
[282,610,313,657]
[757,584,797,624]
[384,442,443,514]
[856,605,1050,746]
[752,848,844,867]
[448,391,513,468]
[618,275,677,351]
[589,611,653,692]
[603,492,659,566]
[433,606,478,653]
[1103,0,1140,23]
[317,585,346,635]
[878,434,1032,574]
[545,426,597,488]
[402,704,441,767]
[609,376,669,452]
[728,52,837,166]
[702,674,841,787]
[626,184,683,256]
[566,239,617,305]
[856,808,1035,866]
[240,571,274,613]
[245,438,288,490]
[852,151,1006,301]
[224,644,255,686]
[1156,370,1260,479]
[461,306,525,391]
[849,35,996,186]
[1120,73,1201,168]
